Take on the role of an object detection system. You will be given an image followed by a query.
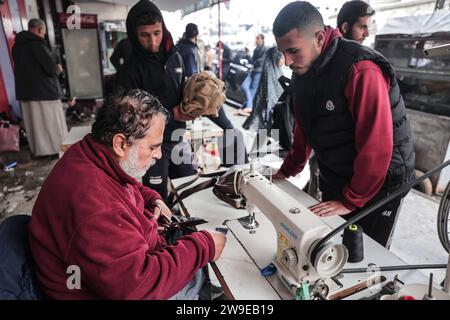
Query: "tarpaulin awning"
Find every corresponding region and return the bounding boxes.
[378,9,450,36]
[87,0,223,15]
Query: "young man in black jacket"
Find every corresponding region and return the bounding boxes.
[116,0,197,200]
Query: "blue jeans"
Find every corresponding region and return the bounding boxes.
[169,268,206,300]
[241,71,262,110]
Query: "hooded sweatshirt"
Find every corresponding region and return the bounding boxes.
[115,0,185,141]
[28,134,215,299]
[12,31,62,101]
[280,26,393,211]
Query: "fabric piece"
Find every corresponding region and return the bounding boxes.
[181,71,225,118]
[20,100,68,156]
[0,121,20,152]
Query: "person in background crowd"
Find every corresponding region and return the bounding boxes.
[12,18,68,158]
[239,34,268,115]
[337,0,375,44]
[177,23,200,77]
[242,46,285,130]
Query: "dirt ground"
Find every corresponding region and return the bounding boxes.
[0,115,93,223]
[0,146,57,223]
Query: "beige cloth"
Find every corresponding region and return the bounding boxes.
[181,71,226,118]
[21,100,68,156]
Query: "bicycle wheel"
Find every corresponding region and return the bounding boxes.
[437,181,450,253]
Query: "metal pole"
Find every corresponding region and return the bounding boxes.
[218,0,222,80]
[341,264,447,274]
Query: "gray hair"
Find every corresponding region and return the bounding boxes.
[92,89,168,146]
[28,18,46,30]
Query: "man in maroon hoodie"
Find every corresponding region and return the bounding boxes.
[28,89,226,299]
[272,1,415,248]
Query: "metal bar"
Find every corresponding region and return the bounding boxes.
[341,264,448,274]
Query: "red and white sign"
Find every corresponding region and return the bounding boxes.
[58,13,98,29]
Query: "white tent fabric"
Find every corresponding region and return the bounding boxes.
[378,10,450,36]
[90,0,216,14]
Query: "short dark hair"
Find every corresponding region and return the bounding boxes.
[273,1,324,38]
[136,11,162,27]
[257,34,264,41]
[92,89,168,147]
[337,1,375,32]
[185,23,199,39]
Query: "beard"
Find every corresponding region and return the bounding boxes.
[119,145,156,180]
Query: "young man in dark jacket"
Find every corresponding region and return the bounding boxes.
[12,18,67,157]
[116,0,197,201]
[272,1,415,248]
[177,23,200,77]
[29,89,226,299]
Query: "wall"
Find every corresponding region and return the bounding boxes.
[407,109,450,193]
[0,0,28,120]
[24,0,39,20]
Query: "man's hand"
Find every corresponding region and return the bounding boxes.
[172,105,197,122]
[56,64,63,75]
[152,199,172,221]
[207,231,226,261]
[309,200,351,217]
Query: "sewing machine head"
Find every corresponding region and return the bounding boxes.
[215,166,348,298]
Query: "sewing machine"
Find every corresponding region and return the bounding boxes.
[172,166,448,300]
[215,165,348,299]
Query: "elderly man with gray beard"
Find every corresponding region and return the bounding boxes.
[28,89,226,300]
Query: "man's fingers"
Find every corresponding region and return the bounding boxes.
[309,202,330,211]
[313,205,336,216]
[317,211,334,218]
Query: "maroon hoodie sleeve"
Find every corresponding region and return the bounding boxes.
[137,183,162,208]
[65,210,215,299]
[279,115,312,178]
[341,60,393,210]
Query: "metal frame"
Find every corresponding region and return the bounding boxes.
[438,181,450,252]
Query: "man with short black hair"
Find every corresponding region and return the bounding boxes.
[177,23,200,77]
[337,0,375,44]
[29,89,226,299]
[272,1,415,248]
